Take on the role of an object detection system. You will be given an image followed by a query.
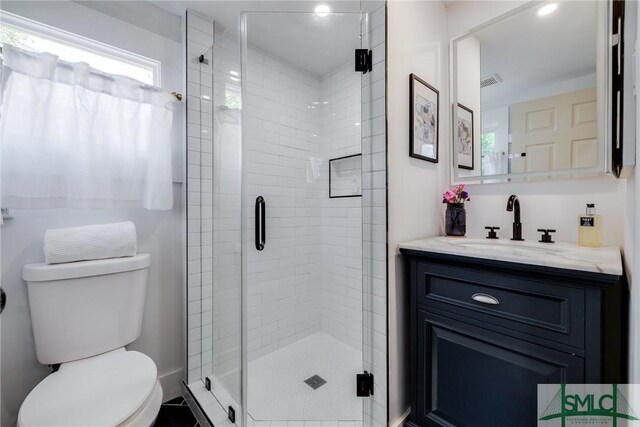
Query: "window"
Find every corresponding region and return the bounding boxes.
[0,13,175,210]
[225,86,242,109]
[481,131,496,154]
[0,12,159,85]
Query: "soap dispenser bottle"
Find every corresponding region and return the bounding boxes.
[578,203,603,247]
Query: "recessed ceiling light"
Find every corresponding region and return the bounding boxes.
[314,3,331,17]
[537,3,558,16]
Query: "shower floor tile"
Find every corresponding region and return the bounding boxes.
[248,331,362,422]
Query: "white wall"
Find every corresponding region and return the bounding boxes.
[387,1,450,424]
[0,2,185,425]
[466,178,626,244]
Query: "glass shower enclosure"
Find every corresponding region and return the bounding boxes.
[188,10,374,427]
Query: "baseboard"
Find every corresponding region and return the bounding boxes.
[389,408,411,427]
[159,367,183,402]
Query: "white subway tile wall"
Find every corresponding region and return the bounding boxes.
[185,4,387,426]
[211,28,242,403]
[320,64,363,351]
[244,45,326,362]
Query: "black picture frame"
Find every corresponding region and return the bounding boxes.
[409,73,439,163]
[329,154,362,198]
[456,103,474,170]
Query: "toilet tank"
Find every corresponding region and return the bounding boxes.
[22,254,150,365]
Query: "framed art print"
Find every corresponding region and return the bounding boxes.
[409,74,439,163]
[456,103,474,170]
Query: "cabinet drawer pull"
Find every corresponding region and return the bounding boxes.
[471,293,500,305]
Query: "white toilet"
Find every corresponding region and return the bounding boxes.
[18,253,163,426]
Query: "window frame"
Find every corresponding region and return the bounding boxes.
[0,11,161,85]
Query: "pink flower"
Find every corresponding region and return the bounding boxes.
[442,185,471,204]
[443,190,456,203]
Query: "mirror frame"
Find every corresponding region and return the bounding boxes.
[449,1,610,185]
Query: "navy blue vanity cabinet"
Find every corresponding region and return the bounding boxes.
[400,248,627,427]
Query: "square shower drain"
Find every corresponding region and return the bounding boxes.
[304,374,327,390]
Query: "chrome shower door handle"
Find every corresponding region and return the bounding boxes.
[255,196,265,251]
[471,293,499,305]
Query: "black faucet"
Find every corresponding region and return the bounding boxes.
[506,194,524,241]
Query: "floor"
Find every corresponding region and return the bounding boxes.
[248,331,362,422]
[188,332,363,427]
[155,397,200,427]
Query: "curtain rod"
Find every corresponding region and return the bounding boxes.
[1,46,183,102]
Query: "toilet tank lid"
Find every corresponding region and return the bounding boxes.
[23,253,150,282]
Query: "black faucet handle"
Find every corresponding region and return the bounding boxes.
[485,226,500,239]
[537,229,556,243]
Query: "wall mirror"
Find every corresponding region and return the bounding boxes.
[450,1,608,184]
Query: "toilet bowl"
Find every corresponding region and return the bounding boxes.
[18,348,162,427]
[19,253,162,426]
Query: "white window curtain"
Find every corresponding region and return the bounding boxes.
[0,44,175,210]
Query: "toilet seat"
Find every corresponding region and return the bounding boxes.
[18,348,161,427]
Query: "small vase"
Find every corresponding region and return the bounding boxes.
[445,203,466,237]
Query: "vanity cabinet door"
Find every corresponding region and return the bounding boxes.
[413,310,584,427]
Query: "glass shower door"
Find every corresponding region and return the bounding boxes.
[240,11,369,426]
[194,22,243,422]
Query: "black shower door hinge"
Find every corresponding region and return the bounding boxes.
[356,370,374,397]
[355,49,372,74]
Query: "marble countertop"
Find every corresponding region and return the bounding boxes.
[398,236,623,276]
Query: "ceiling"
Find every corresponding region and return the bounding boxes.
[476,1,597,107]
[152,0,363,77]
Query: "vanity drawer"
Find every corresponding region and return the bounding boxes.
[414,260,586,350]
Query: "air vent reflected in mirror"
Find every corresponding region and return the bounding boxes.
[480,73,503,88]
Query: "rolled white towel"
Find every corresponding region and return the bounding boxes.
[44,222,137,264]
